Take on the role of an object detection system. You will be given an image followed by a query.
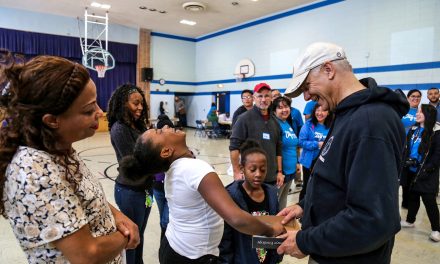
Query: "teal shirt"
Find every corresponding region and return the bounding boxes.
[277,118,299,175]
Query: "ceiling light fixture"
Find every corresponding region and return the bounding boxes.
[182,2,207,12]
[149,8,157,11]
[91,2,111,9]
[232,2,239,6]
[158,10,167,14]
[139,6,147,10]
[180,19,197,26]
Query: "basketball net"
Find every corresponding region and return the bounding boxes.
[235,73,244,83]
[95,65,107,78]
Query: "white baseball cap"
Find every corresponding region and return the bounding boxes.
[285,42,347,98]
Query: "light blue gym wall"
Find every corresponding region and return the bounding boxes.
[149,37,196,120]
[2,0,439,127]
[149,0,439,127]
[193,0,439,121]
[0,7,138,44]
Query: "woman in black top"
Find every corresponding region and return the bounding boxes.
[107,83,152,263]
[400,104,440,242]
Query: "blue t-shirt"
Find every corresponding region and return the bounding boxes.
[303,101,317,117]
[291,107,304,136]
[277,119,299,176]
[314,123,329,142]
[408,127,424,172]
[401,107,417,133]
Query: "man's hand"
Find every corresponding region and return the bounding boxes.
[109,204,140,249]
[277,230,307,258]
[277,204,303,225]
[276,172,285,187]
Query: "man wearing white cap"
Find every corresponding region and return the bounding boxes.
[277,42,409,264]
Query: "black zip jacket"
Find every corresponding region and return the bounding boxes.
[297,78,409,264]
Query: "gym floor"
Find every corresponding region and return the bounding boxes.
[0,129,438,263]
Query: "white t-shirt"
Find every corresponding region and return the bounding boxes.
[165,158,224,259]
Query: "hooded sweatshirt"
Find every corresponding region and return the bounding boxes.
[296,78,409,264]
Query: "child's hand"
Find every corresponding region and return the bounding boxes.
[271,222,286,237]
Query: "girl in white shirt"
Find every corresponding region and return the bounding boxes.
[119,126,285,263]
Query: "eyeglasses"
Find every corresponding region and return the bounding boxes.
[255,94,271,99]
[242,96,252,100]
[409,96,421,99]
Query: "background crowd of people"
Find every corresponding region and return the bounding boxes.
[0,42,439,264]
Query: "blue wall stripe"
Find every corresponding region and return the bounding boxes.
[150,32,196,42]
[151,61,440,86]
[353,61,440,74]
[152,0,344,43]
[151,83,440,96]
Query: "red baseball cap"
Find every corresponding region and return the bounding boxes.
[254,83,271,93]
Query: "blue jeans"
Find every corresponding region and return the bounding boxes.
[115,183,152,264]
[153,188,169,230]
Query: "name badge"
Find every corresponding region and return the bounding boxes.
[263,133,270,140]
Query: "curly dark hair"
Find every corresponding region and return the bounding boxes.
[0,51,90,216]
[311,103,333,128]
[107,83,148,132]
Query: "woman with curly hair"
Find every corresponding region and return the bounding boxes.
[0,51,139,263]
[107,83,151,264]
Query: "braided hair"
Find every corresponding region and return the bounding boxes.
[107,83,148,132]
[0,50,90,216]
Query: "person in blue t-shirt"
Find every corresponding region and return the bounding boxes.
[302,100,317,120]
[272,96,300,210]
[400,104,440,242]
[271,89,304,137]
[298,103,333,202]
[401,89,421,132]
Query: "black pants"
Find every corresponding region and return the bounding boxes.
[299,166,311,202]
[299,158,317,202]
[401,170,416,208]
[159,236,219,264]
[406,191,440,231]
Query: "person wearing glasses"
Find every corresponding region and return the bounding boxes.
[279,42,409,263]
[230,83,283,188]
[232,89,254,127]
[402,89,422,133]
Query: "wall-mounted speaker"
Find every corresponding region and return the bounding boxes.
[141,67,153,82]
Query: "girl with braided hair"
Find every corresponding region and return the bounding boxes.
[107,83,151,264]
[0,51,139,263]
